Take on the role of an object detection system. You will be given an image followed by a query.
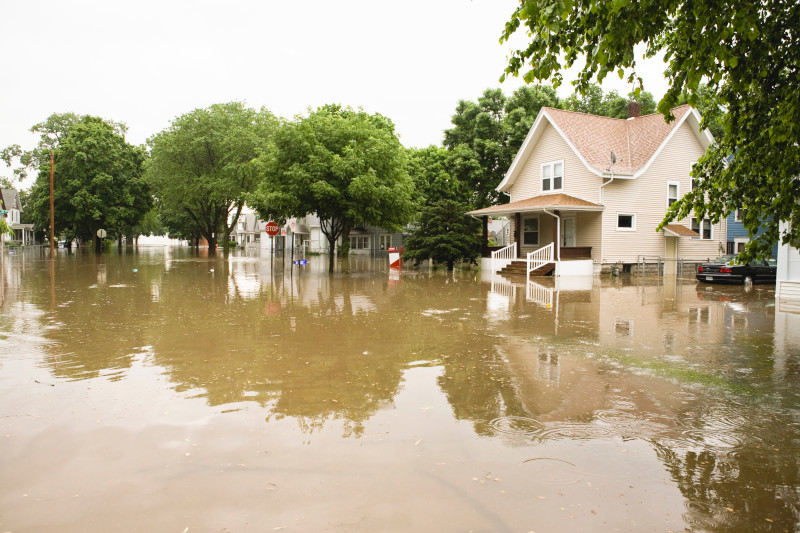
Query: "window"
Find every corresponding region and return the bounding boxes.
[735,208,745,222]
[523,217,539,245]
[349,236,370,249]
[617,213,636,231]
[378,234,391,250]
[541,161,563,192]
[691,217,712,239]
[667,181,679,207]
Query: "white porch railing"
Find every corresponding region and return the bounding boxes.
[526,279,554,308]
[527,243,554,283]
[491,242,517,273]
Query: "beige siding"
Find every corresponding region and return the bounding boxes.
[508,123,600,204]
[575,212,603,261]
[600,122,724,263]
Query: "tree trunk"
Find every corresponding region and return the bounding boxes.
[447,259,455,271]
[327,232,337,272]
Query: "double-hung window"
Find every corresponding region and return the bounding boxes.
[523,217,539,245]
[691,217,712,239]
[667,181,679,208]
[541,161,563,192]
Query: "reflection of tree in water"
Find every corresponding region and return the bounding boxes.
[29,253,166,380]
[655,441,800,531]
[149,269,423,437]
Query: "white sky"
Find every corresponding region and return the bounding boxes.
[1,0,670,188]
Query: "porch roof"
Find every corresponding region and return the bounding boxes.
[662,224,700,238]
[467,193,604,217]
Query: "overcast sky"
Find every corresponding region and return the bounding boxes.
[1,0,670,187]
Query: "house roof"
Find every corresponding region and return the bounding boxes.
[498,105,714,191]
[467,193,604,217]
[662,224,700,238]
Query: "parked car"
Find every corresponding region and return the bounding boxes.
[696,254,777,285]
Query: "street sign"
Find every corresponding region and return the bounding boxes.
[265,221,279,236]
[97,229,107,238]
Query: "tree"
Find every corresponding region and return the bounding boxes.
[444,85,559,210]
[406,145,464,210]
[561,83,657,118]
[250,105,414,272]
[402,200,481,270]
[500,0,800,259]
[25,116,149,251]
[2,112,129,183]
[145,102,277,254]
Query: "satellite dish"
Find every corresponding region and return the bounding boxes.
[610,152,617,164]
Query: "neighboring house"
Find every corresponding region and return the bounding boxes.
[232,209,407,257]
[232,211,265,249]
[0,189,35,245]
[776,220,800,303]
[468,104,725,276]
[725,209,779,258]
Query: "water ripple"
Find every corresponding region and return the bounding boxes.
[489,416,545,437]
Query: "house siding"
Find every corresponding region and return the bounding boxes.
[601,121,725,264]
[508,123,600,204]
[726,213,779,257]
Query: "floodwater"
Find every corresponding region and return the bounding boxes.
[1,248,799,533]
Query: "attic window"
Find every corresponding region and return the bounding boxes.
[541,161,563,192]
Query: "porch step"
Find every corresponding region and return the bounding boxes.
[498,260,555,277]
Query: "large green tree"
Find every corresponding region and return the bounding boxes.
[561,83,657,119]
[406,145,464,209]
[402,199,481,270]
[145,102,277,254]
[500,0,800,259]
[250,105,414,272]
[25,116,149,250]
[444,85,559,210]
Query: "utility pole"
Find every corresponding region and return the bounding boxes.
[49,151,55,256]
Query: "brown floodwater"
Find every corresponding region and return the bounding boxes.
[1,247,799,532]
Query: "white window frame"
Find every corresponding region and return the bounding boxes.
[735,208,745,222]
[349,235,370,250]
[691,217,713,240]
[667,181,680,208]
[541,160,564,193]
[734,236,748,254]
[378,234,391,251]
[522,216,540,246]
[616,212,636,231]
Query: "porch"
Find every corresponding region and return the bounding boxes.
[468,193,603,278]
[487,242,594,279]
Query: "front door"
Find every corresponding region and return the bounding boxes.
[561,216,576,247]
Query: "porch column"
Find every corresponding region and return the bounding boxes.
[515,213,521,258]
[481,216,489,257]
[553,210,561,261]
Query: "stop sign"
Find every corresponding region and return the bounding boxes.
[265,221,279,236]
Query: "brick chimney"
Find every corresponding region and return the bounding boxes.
[627,101,641,119]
